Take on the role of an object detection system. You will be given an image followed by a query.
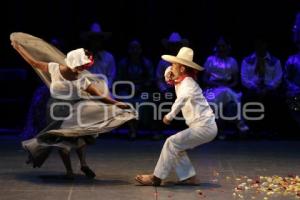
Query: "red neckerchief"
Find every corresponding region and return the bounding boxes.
[82,55,95,70]
[174,75,188,85]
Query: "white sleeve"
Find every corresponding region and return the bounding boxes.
[80,77,93,91]
[165,80,192,121]
[165,96,190,121]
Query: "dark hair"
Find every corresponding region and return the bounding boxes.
[84,49,93,57]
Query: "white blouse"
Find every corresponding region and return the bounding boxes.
[241,53,282,90]
[204,55,239,82]
[48,62,92,100]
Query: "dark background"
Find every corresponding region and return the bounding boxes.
[0,0,299,134]
[2,0,299,65]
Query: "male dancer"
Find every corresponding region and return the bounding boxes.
[135,47,217,186]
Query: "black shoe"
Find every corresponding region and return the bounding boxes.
[81,166,96,179]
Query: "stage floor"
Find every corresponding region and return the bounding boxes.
[0,136,300,200]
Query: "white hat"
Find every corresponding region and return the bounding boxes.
[64,48,91,69]
[161,47,203,71]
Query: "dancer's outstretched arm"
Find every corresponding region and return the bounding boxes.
[11,41,48,73]
[86,83,130,109]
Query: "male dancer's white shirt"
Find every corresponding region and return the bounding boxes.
[165,77,215,127]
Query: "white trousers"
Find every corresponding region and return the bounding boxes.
[154,122,217,181]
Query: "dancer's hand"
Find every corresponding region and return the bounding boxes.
[11,40,19,49]
[116,102,130,109]
[11,41,24,53]
[163,115,171,125]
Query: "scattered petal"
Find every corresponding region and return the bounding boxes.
[196,189,203,195]
[232,175,300,199]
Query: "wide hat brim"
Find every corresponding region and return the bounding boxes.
[162,55,204,71]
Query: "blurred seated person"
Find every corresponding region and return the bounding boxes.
[80,21,116,90]
[117,39,155,139]
[284,15,300,133]
[117,39,154,95]
[203,36,249,139]
[241,38,283,136]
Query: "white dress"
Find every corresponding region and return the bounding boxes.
[10,32,137,168]
[22,63,136,167]
[43,63,136,137]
